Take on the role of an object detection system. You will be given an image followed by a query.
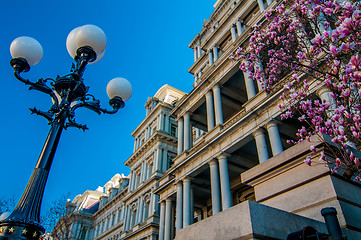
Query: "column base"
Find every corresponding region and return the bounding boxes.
[0,219,45,240]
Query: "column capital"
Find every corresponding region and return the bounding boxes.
[265,119,279,130]
[252,128,266,138]
[212,84,222,90]
[206,90,213,97]
[217,152,231,160]
[183,111,192,117]
[208,158,218,166]
[174,180,183,186]
[177,116,184,122]
[165,198,174,203]
[182,176,193,182]
[316,85,331,98]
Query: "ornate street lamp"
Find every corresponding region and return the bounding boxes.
[0,25,132,240]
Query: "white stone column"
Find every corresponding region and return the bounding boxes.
[190,185,194,224]
[218,154,232,210]
[317,86,334,105]
[133,139,137,152]
[256,60,264,91]
[120,204,125,221]
[137,197,144,224]
[164,114,170,133]
[208,50,214,65]
[205,91,215,131]
[152,149,158,173]
[209,159,222,214]
[140,162,145,182]
[177,118,184,154]
[213,45,219,62]
[154,194,160,215]
[162,149,168,172]
[157,148,163,172]
[114,209,119,224]
[236,20,243,36]
[243,62,257,99]
[213,85,224,125]
[266,121,283,156]
[176,181,183,231]
[129,171,134,191]
[164,199,173,240]
[231,24,237,41]
[183,178,192,227]
[194,48,197,62]
[148,193,154,217]
[253,129,269,163]
[143,162,148,181]
[159,112,165,131]
[145,128,149,140]
[159,201,166,240]
[124,206,130,231]
[257,0,265,11]
[197,46,201,59]
[184,113,191,151]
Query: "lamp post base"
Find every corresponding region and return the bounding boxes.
[0,220,44,240]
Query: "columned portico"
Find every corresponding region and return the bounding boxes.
[184,112,191,151]
[177,118,184,154]
[205,91,215,130]
[265,121,283,156]
[159,201,166,240]
[164,199,173,240]
[213,85,223,125]
[218,154,232,210]
[253,129,269,163]
[176,182,183,231]
[209,159,221,214]
[183,178,192,227]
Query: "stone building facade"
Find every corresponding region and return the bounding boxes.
[56,0,361,239]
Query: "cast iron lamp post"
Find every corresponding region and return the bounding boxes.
[0,24,132,240]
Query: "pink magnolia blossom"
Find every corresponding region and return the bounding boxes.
[232,0,361,180]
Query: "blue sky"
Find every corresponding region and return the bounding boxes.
[0,1,215,211]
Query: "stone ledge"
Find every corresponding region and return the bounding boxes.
[175,201,327,240]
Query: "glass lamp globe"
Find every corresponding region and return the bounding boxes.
[75,25,106,55]
[66,27,81,59]
[10,36,43,66]
[106,77,132,101]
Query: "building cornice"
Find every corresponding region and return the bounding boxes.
[124,131,177,167]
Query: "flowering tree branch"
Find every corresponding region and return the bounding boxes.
[232,0,361,180]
